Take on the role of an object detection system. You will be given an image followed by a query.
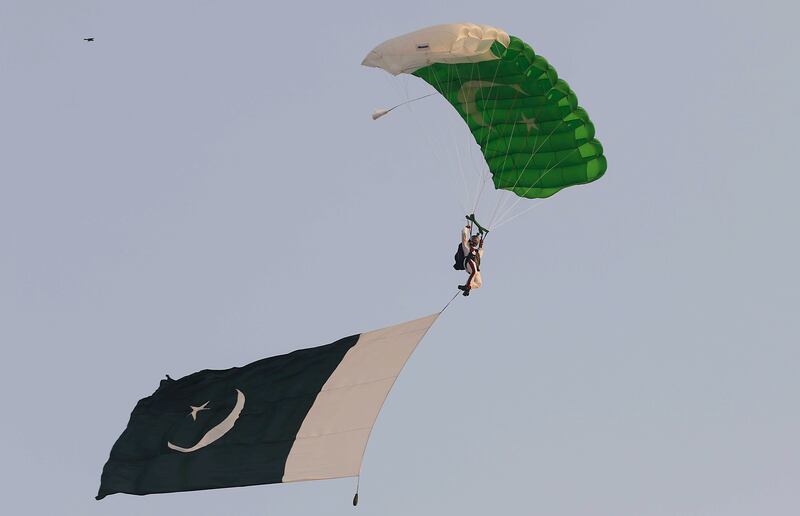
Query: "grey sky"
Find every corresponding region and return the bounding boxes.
[2,1,798,514]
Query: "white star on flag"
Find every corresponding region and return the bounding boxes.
[189,401,210,421]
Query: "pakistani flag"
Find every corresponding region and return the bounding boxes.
[97,314,438,499]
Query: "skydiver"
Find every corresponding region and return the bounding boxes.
[457,223,484,296]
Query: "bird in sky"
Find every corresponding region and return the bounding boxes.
[83,37,94,42]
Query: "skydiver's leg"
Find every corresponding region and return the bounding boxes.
[460,258,477,296]
[465,271,476,292]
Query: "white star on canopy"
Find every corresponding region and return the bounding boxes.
[520,114,539,133]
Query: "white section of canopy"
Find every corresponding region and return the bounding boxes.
[362,23,510,75]
[282,313,439,482]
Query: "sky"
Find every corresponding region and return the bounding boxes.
[1,1,799,515]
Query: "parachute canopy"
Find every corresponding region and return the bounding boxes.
[363,23,606,199]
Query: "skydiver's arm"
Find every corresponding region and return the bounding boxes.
[461,226,471,254]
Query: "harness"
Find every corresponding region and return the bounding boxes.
[466,247,480,271]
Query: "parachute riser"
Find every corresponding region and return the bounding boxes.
[466,213,489,240]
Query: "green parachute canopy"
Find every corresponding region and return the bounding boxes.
[363,23,606,200]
